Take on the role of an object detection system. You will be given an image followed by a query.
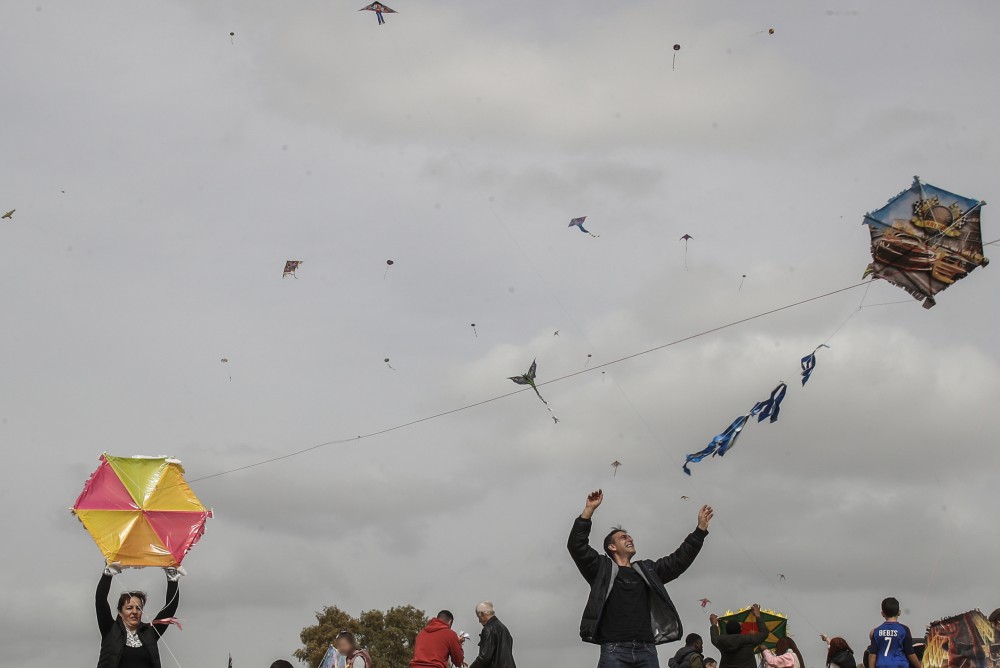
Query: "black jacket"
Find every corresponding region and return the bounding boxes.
[670,645,706,668]
[96,574,179,668]
[469,616,516,668]
[567,516,707,645]
[828,649,856,668]
[710,623,768,668]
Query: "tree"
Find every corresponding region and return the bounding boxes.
[295,604,428,668]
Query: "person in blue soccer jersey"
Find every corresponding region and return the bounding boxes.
[867,598,922,668]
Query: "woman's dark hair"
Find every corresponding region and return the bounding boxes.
[116,591,147,612]
[776,637,806,668]
[989,609,1000,625]
[336,631,359,651]
[725,620,742,635]
[270,662,294,668]
[827,637,853,665]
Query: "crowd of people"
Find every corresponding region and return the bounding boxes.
[92,490,1000,668]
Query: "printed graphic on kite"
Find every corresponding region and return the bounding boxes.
[923,609,1000,668]
[863,177,988,308]
[283,260,303,278]
[360,2,396,25]
[72,454,212,567]
[718,606,788,650]
[569,216,598,237]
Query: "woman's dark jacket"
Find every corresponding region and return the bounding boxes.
[567,515,707,645]
[96,574,179,668]
[828,649,856,668]
[469,616,516,668]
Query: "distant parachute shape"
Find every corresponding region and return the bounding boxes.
[360,2,396,25]
[569,216,598,237]
[863,177,989,308]
[283,260,302,278]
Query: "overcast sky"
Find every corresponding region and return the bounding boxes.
[2,1,999,667]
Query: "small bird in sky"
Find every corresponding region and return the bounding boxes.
[2,209,14,219]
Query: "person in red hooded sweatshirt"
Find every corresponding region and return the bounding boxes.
[411,610,466,668]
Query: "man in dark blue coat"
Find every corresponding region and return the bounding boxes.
[568,490,713,668]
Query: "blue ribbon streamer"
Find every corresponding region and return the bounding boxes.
[800,344,830,385]
[682,382,787,475]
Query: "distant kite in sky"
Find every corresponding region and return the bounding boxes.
[471,323,478,338]
[699,598,711,608]
[800,344,830,385]
[553,330,560,337]
[862,176,989,308]
[283,260,302,278]
[752,27,776,36]
[584,354,592,368]
[384,259,394,279]
[778,573,786,581]
[611,460,621,476]
[672,44,681,70]
[360,2,396,25]
[680,495,690,500]
[683,383,787,475]
[2,209,14,219]
[680,234,693,270]
[229,31,235,44]
[569,216,598,237]
[738,274,747,292]
[384,357,395,370]
[509,359,558,420]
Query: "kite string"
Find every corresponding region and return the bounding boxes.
[188,280,869,483]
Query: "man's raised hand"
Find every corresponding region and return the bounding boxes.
[698,505,714,531]
[581,489,603,519]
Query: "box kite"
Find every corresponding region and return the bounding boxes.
[863,177,989,308]
[72,454,212,567]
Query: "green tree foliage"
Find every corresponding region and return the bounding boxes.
[295,604,428,668]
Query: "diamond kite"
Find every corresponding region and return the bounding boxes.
[863,177,989,308]
[700,598,711,608]
[360,2,396,25]
[72,454,212,567]
[611,460,621,476]
[569,216,598,237]
[283,260,303,278]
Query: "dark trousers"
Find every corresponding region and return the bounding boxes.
[376,11,385,24]
[598,642,660,668]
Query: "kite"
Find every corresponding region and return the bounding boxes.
[800,344,830,385]
[220,358,228,363]
[862,177,989,308]
[509,359,558,420]
[384,259,394,279]
[283,260,302,278]
[2,209,14,219]
[611,460,621,476]
[384,357,395,370]
[71,454,212,567]
[585,354,592,368]
[360,2,396,25]
[680,495,689,500]
[923,610,999,668]
[471,323,478,338]
[553,330,560,336]
[777,574,786,580]
[700,598,712,608]
[569,216,598,237]
[672,44,681,70]
[229,31,235,44]
[680,234,693,270]
[752,28,776,36]
[682,383,787,475]
[718,607,788,650]
[738,274,747,291]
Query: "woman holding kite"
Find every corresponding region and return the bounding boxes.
[95,563,184,668]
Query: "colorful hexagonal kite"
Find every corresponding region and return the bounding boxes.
[718,606,788,650]
[72,454,212,567]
